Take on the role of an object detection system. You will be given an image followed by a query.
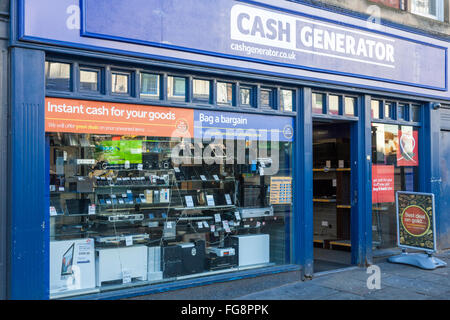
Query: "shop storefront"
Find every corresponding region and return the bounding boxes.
[7,0,449,299]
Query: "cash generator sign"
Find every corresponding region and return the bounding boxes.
[230,4,395,68]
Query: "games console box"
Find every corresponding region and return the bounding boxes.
[230,234,270,267]
[50,239,96,294]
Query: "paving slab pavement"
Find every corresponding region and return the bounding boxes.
[237,250,450,300]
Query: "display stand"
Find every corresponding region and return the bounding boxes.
[388,192,447,270]
[388,249,447,270]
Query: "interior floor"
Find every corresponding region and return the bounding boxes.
[313,247,351,273]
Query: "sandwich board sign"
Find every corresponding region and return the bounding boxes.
[388,191,446,270]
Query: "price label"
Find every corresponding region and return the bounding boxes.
[125,236,133,246]
[137,163,143,170]
[210,225,216,232]
[88,204,96,215]
[200,175,207,181]
[197,222,203,229]
[122,269,132,284]
[213,175,220,181]
[234,211,241,220]
[223,220,231,233]
[203,221,209,228]
[214,213,221,223]
[225,194,233,205]
[50,206,57,216]
[174,167,181,173]
[207,195,215,206]
[185,196,194,208]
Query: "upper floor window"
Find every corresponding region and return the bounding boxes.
[111,71,130,95]
[193,79,211,103]
[140,73,160,98]
[45,61,71,91]
[280,89,294,112]
[217,82,234,106]
[411,0,444,21]
[79,68,99,92]
[167,76,187,101]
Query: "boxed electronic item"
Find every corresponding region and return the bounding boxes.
[206,247,237,271]
[229,234,270,267]
[67,176,94,193]
[162,240,206,277]
[50,239,96,295]
[179,240,205,275]
[239,206,274,219]
[95,245,148,286]
[65,199,91,215]
[147,246,163,281]
[162,245,182,278]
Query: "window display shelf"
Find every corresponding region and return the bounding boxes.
[173,205,236,211]
[50,191,95,195]
[95,184,172,189]
[51,213,96,217]
[313,198,337,203]
[313,168,351,172]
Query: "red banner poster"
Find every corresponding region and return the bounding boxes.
[397,127,419,166]
[372,164,395,204]
[369,0,400,9]
[45,97,194,138]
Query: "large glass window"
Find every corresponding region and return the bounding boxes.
[46,99,293,298]
[371,123,419,249]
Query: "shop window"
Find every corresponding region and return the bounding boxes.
[280,89,294,112]
[45,61,71,91]
[46,99,294,298]
[193,79,211,103]
[216,82,234,105]
[328,95,340,115]
[411,104,421,122]
[79,68,99,92]
[111,71,130,95]
[371,100,381,119]
[384,102,395,120]
[371,123,419,250]
[411,0,444,21]
[312,93,325,114]
[260,88,275,109]
[140,73,160,98]
[167,76,186,100]
[344,97,356,116]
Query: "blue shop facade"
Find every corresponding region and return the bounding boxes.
[7,0,450,299]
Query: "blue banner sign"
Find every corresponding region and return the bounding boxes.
[18,0,449,99]
[80,0,446,91]
[193,110,294,142]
